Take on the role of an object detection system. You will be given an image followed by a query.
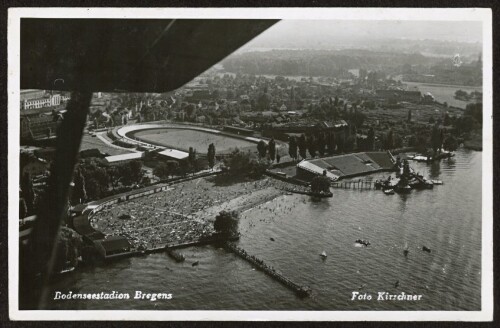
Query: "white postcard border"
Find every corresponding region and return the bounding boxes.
[8,7,493,321]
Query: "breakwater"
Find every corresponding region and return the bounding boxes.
[224,242,312,298]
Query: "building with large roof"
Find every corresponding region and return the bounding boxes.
[157,149,189,161]
[296,151,396,181]
[20,89,71,110]
[94,236,132,259]
[104,152,145,164]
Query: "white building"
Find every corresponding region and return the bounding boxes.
[104,152,145,164]
[21,90,71,110]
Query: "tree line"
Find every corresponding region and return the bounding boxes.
[70,159,146,205]
[286,127,375,161]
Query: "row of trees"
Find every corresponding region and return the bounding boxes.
[208,143,216,169]
[224,148,271,179]
[406,102,482,153]
[214,210,239,236]
[257,138,277,162]
[307,98,368,127]
[21,158,147,215]
[71,159,145,204]
[280,124,458,161]
[454,89,482,101]
[153,160,180,179]
[287,128,374,161]
[399,125,458,154]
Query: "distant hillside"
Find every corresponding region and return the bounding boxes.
[242,37,482,59]
[222,49,482,86]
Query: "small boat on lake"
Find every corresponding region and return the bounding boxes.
[383,189,395,195]
[403,242,409,257]
[355,239,370,247]
[320,251,327,258]
[411,155,429,162]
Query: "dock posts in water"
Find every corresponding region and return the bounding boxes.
[224,242,312,297]
[331,180,373,190]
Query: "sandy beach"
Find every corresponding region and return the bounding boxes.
[90,175,296,249]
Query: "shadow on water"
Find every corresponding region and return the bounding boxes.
[309,197,332,209]
[429,161,441,179]
[444,157,456,170]
[397,192,409,213]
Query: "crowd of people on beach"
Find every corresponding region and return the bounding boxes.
[89,176,298,250]
[91,204,213,250]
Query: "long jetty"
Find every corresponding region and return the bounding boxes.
[224,242,312,297]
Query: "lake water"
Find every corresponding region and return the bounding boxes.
[47,149,481,310]
[403,81,482,109]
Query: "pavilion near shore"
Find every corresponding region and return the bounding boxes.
[296,151,396,181]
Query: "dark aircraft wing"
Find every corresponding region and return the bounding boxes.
[21,19,278,92]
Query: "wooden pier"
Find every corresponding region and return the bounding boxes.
[224,242,312,297]
[331,179,374,190]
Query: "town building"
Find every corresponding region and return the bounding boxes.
[94,236,132,259]
[20,115,61,143]
[262,120,349,141]
[20,89,46,102]
[21,90,70,110]
[104,152,145,164]
[375,89,422,103]
[156,149,189,161]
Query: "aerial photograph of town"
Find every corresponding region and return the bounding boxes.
[16,16,485,314]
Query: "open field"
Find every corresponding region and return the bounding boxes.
[131,128,256,153]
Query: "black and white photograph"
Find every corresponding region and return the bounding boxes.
[8,7,493,321]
